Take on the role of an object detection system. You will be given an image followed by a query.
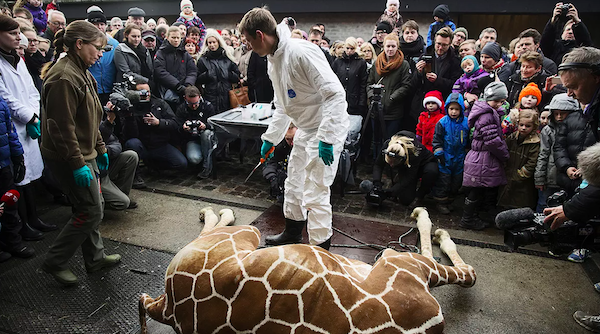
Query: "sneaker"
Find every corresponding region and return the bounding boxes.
[573,311,600,332]
[42,263,78,286]
[127,200,138,209]
[594,282,600,294]
[86,254,122,273]
[132,174,146,189]
[568,249,590,263]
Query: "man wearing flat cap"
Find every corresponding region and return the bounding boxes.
[142,30,158,59]
[113,7,145,43]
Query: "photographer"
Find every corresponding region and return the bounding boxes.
[122,80,187,180]
[361,131,438,208]
[175,86,216,179]
[99,102,139,210]
[540,3,592,68]
[262,125,297,203]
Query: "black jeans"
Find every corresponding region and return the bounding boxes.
[124,138,188,171]
[389,161,439,205]
[0,166,22,249]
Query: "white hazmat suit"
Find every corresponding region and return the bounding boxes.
[261,23,349,245]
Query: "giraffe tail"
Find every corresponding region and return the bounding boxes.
[139,293,169,333]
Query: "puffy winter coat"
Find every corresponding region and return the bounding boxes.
[373,11,404,37]
[426,20,456,47]
[534,113,572,188]
[0,97,23,168]
[154,41,197,97]
[498,131,540,209]
[554,100,599,192]
[196,48,241,112]
[452,68,489,95]
[121,97,178,150]
[416,109,445,152]
[176,15,207,46]
[174,98,216,140]
[367,56,411,121]
[332,53,368,116]
[564,183,600,223]
[89,35,119,95]
[432,93,469,175]
[24,2,46,35]
[114,43,153,85]
[540,20,593,70]
[463,100,509,188]
[506,69,552,109]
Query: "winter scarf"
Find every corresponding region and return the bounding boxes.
[127,42,152,80]
[179,11,197,20]
[375,50,404,76]
[399,35,424,58]
[0,48,19,69]
[207,47,225,60]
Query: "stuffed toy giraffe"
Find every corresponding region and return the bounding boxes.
[139,207,476,334]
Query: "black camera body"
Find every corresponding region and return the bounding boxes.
[369,84,384,102]
[185,120,203,136]
[559,3,572,19]
[366,188,385,207]
[420,55,433,63]
[504,190,600,251]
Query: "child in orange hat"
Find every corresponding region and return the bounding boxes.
[501,82,541,138]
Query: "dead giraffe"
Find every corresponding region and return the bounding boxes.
[139,207,476,334]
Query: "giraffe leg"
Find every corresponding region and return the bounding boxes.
[216,209,235,228]
[199,207,219,235]
[432,229,465,266]
[411,207,434,260]
[432,229,476,287]
[139,293,169,334]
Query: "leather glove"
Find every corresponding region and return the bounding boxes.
[26,121,41,139]
[176,85,186,96]
[73,165,94,187]
[260,140,274,160]
[12,155,25,183]
[318,141,334,166]
[96,153,109,171]
[269,177,280,197]
[434,150,446,166]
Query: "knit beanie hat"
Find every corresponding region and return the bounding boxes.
[454,27,468,39]
[433,4,450,21]
[386,0,400,8]
[146,18,156,27]
[483,81,508,101]
[87,5,103,14]
[376,21,393,33]
[423,90,445,111]
[481,42,502,62]
[18,32,27,48]
[518,83,542,106]
[461,55,479,74]
[180,0,193,11]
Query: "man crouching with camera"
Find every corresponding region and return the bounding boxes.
[175,86,216,179]
[544,142,600,332]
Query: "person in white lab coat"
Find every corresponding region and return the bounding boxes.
[239,8,349,249]
[0,16,55,242]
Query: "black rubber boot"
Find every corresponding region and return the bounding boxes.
[20,222,44,241]
[30,218,58,232]
[265,219,305,246]
[459,198,486,231]
[317,237,331,251]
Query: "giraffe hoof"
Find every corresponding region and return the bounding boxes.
[410,207,428,219]
[218,209,235,226]
[433,229,450,244]
[199,207,214,221]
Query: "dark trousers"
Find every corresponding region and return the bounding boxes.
[0,166,22,249]
[124,138,188,171]
[372,118,401,160]
[16,182,39,226]
[432,171,463,201]
[467,186,499,209]
[390,161,439,205]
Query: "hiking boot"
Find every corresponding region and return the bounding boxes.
[435,203,451,215]
[573,311,600,332]
[568,249,590,263]
[0,250,11,262]
[265,219,305,246]
[42,263,78,286]
[86,254,122,273]
[459,198,487,231]
[132,174,146,189]
[317,237,332,251]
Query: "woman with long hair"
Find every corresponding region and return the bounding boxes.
[332,37,367,116]
[196,28,240,112]
[40,20,121,286]
[114,24,153,86]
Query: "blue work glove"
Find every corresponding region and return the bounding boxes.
[260,140,274,160]
[318,141,334,166]
[96,153,109,171]
[73,165,94,187]
[26,121,41,139]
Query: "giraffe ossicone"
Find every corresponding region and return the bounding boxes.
[140,207,476,334]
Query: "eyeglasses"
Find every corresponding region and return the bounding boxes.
[186,100,200,106]
[86,42,111,53]
[28,40,39,45]
[435,42,450,48]
[51,21,66,27]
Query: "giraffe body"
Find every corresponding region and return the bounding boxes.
[140,207,476,334]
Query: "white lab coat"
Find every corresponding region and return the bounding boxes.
[262,23,349,244]
[0,56,44,186]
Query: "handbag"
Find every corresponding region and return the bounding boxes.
[229,83,250,108]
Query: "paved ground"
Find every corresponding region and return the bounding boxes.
[0,156,599,334]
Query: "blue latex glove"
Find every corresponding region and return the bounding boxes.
[318,141,334,166]
[26,121,41,139]
[260,140,274,160]
[73,165,93,187]
[96,153,109,171]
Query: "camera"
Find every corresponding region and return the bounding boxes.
[185,120,203,136]
[559,3,572,19]
[420,55,433,63]
[369,84,384,101]
[366,187,385,207]
[503,190,600,251]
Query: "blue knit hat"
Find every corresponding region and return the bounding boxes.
[461,55,479,74]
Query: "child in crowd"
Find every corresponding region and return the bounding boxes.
[452,55,489,98]
[534,94,579,213]
[14,0,46,34]
[497,109,540,209]
[432,92,470,214]
[176,0,207,46]
[426,4,456,47]
[502,82,542,138]
[416,90,445,152]
[539,108,551,130]
[373,0,404,37]
[461,82,510,230]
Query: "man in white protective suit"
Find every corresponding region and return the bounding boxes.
[239,7,349,250]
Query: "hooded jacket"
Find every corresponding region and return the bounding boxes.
[89,35,120,95]
[0,96,23,168]
[498,131,541,209]
[154,40,197,96]
[114,42,154,85]
[416,107,445,153]
[331,52,368,116]
[452,68,489,96]
[463,100,509,188]
[196,47,240,112]
[24,2,47,35]
[426,5,456,47]
[534,110,573,188]
[174,97,216,140]
[432,93,469,175]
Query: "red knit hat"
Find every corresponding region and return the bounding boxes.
[518,83,542,106]
[423,90,445,112]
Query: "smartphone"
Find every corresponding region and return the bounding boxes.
[551,76,562,85]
